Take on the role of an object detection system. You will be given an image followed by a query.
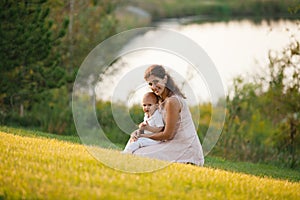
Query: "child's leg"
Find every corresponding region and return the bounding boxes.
[123,140,142,153]
[138,138,160,147]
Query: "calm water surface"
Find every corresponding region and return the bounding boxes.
[96,19,300,104]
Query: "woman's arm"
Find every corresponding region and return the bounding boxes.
[144,125,164,133]
[139,122,164,133]
[140,97,180,140]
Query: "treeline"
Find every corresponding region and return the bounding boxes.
[127,0,300,21]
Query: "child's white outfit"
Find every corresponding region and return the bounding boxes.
[123,109,164,153]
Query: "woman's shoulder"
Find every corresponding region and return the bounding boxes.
[165,95,182,110]
[168,95,184,103]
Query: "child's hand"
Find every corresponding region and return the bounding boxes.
[130,130,140,142]
[139,121,148,130]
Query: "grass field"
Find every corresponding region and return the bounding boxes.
[0,127,299,199]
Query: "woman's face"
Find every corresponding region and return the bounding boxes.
[146,75,167,96]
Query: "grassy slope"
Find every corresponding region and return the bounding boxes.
[0,128,300,199]
[1,126,299,181]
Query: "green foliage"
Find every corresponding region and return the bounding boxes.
[2,87,76,135]
[129,104,144,124]
[0,0,68,122]
[262,37,300,168]
[31,87,76,135]
[0,1,121,138]
[190,103,211,142]
[213,35,300,168]
[48,0,120,78]
[96,100,131,146]
[214,78,275,162]
[126,0,300,22]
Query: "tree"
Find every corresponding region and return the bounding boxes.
[213,27,300,168]
[0,0,68,120]
[47,0,119,81]
[263,35,300,168]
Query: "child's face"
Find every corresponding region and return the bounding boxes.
[142,96,158,117]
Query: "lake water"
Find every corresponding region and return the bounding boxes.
[96,19,300,105]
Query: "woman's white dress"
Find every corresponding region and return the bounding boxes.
[133,95,204,166]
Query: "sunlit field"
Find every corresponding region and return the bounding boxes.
[1,129,299,199]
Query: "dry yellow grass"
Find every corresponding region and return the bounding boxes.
[0,131,299,199]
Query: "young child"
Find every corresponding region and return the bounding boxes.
[123,92,164,153]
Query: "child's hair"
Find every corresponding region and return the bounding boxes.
[144,64,186,99]
[143,92,159,103]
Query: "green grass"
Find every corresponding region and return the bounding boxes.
[205,157,300,182]
[0,126,81,144]
[1,126,300,199]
